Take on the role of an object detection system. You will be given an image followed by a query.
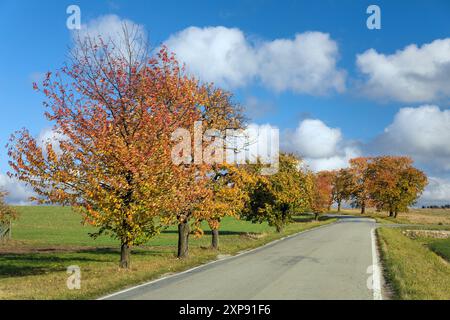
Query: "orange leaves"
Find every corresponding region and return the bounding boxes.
[7,39,211,247]
[366,156,428,215]
[311,171,335,213]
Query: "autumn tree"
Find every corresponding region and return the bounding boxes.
[0,191,17,240]
[367,156,427,218]
[193,164,251,249]
[348,157,372,214]
[196,88,247,250]
[310,171,334,220]
[168,85,246,257]
[242,153,310,233]
[7,29,210,268]
[332,168,355,212]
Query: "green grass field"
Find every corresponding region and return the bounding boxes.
[415,237,450,262]
[377,227,450,300]
[428,239,450,261]
[0,206,335,299]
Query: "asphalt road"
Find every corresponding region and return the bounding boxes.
[103,217,379,300]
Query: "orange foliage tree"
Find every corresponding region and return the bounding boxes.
[194,164,252,249]
[310,171,334,220]
[168,85,246,257]
[7,31,212,267]
[348,157,373,214]
[367,156,428,217]
[332,168,355,212]
[192,88,247,251]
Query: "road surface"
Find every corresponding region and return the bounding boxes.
[103,217,380,300]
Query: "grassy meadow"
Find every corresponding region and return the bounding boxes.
[0,206,335,299]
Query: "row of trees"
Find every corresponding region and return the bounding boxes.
[6,31,270,267]
[6,30,428,268]
[422,205,450,209]
[328,157,428,217]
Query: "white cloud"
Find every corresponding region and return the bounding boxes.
[291,119,341,158]
[372,105,450,171]
[420,177,450,204]
[304,146,360,172]
[283,119,361,172]
[166,26,256,87]
[257,32,346,94]
[357,38,450,102]
[165,27,345,94]
[0,174,35,205]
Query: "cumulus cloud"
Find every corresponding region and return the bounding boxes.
[304,146,361,172]
[290,119,341,158]
[370,105,450,171]
[165,27,346,94]
[166,26,256,87]
[283,119,361,172]
[356,38,450,103]
[421,177,450,203]
[256,32,346,94]
[0,174,35,205]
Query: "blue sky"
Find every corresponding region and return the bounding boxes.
[1,0,450,204]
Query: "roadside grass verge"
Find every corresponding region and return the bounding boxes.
[0,206,336,299]
[377,227,450,300]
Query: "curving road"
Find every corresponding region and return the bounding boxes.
[102,217,381,300]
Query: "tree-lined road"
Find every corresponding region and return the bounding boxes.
[104,217,379,300]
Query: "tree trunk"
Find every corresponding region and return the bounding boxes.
[314,213,319,221]
[275,225,284,233]
[361,201,366,214]
[337,201,341,213]
[394,211,398,218]
[211,228,219,250]
[120,242,131,269]
[389,210,394,217]
[177,220,190,258]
